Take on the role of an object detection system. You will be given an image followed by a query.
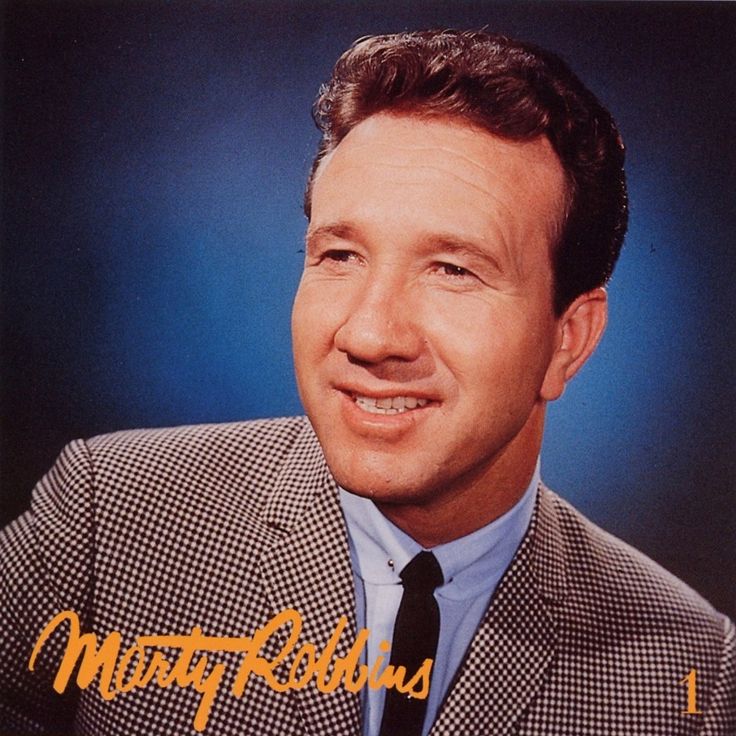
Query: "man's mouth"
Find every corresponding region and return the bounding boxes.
[353,395,430,415]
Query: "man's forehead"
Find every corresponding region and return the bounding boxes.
[310,113,568,248]
[318,113,562,175]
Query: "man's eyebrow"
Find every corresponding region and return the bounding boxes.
[304,223,357,252]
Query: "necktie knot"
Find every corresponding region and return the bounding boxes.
[400,550,443,593]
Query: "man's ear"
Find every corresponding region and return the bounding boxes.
[540,287,608,401]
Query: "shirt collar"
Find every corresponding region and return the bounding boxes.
[339,459,539,601]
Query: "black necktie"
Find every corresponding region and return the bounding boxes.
[379,550,444,736]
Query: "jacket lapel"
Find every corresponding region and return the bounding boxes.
[259,419,362,736]
[430,486,566,735]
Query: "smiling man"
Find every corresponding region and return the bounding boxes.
[1,29,734,736]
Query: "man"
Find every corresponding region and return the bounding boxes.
[1,29,733,736]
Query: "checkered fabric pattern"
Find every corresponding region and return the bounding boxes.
[1,417,734,735]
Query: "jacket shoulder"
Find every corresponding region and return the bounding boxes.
[85,416,312,507]
[87,415,310,462]
[542,487,730,653]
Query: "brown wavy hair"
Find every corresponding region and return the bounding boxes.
[304,29,628,315]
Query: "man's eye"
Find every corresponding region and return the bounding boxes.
[324,250,358,263]
[437,262,472,278]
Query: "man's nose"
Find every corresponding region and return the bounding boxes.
[333,277,423,364]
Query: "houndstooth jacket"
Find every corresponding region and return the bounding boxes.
[1,417,734,735]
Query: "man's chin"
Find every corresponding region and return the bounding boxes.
[334,472,437,506]
[317,434,446,503]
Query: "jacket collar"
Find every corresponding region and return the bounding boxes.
[264,418,333,532]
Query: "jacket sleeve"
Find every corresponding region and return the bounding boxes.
[701,615,736,735]
[0,439,96,734]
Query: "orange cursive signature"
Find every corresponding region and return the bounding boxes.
[29,609,432,731]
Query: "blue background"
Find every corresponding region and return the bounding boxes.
[2,1,734,618]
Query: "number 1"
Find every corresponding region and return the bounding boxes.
[680,669,702,715]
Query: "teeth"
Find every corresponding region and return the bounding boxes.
[354,395,429,415]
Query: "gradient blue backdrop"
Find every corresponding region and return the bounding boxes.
[2,1,734,617]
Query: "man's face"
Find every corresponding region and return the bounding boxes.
[292,114,568,509]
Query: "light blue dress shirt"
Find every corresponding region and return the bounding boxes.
[338,461,539,736]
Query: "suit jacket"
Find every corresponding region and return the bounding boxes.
[1,417,734,735]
